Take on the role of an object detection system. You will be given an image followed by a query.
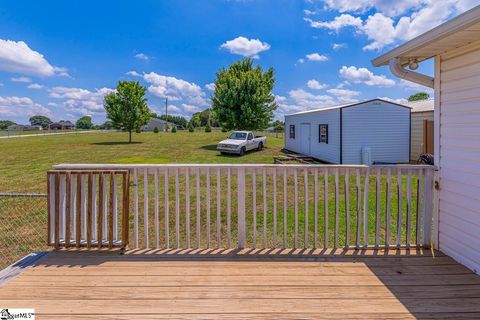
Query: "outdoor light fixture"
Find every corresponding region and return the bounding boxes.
[409,59,419,70]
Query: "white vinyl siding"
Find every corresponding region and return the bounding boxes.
[411,111,434,161]
[341,101,410,164]
[284,109,340,163]
[438,40,480,274]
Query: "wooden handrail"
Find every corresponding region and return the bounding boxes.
[48,164,435,250]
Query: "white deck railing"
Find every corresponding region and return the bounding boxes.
[52,164,434,250]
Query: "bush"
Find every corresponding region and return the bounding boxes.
[188,122,194,132]
[135,128,141,133]
[221,127,227,132]
[153,127,159,133]
[171,126,177,133]
[205,122,212,133]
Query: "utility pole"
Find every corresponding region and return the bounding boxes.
[165,97,168,132]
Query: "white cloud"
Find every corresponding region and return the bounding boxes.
[339,66,396,87]
[181,103,201,113]
[0,39,68,77]
[326,88,360,103]
[205,83,216,91]
[142,72,209,107]
[289,88,335,107]
[49,86,115,115]
[306,53,328,62]
[332,43,347,50]
[220,36,271,58]
[27,83,45,90]
[306,1,479,51]
[305,14,362,31]
[320,0,424,17]
[378,96,408,104]
[307,79,327,90]
[297,58,305,64]
[11,76,32,83]
[0,83,3,87]
[134,53,150,61]
[0,95,51,117]
[304,9,317,15]
[126,70,141,77]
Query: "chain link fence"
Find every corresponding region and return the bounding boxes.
[0,193,50,270]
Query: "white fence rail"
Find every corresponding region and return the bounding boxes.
[47,170,130,249]
[52,164,434,250]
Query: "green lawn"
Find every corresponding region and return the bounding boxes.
[0,130,285,193]
[0,130,425,269]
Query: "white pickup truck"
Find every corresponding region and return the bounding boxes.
[217,131,267,156]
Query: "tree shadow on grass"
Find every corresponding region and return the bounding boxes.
[92,141,143,146]
[200,144,239,158]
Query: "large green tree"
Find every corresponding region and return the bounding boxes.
[212,59,277,130]
[0,120,16,130]
[104,81,151,143]
[75,116,93,129]
[190,109,219,127]
[29,115,52,128]
[408,92,430,102]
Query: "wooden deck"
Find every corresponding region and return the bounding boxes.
[1,248,480,319]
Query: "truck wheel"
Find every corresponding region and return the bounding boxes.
[257,142,263,151]
[239,147,246,156]
[220,152,227,155]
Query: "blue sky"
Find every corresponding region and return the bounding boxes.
[0,0,477,124]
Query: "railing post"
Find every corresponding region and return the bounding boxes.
[237,168,246,248]
[423,168,434,248]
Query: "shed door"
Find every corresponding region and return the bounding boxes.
[423,120,434,154]
[300,123,311,155]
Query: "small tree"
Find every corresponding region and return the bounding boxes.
[153,127,159,133]
[76,116,93,129]
[104,81,151,143]
[188,122,195,132]
[212,59,277,130]
[171,126,177,133]
[29,115,52,129]
[0,120,16,130]
[205,120,212,133]
[408,92,430,102]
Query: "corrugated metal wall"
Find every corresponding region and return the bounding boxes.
[411,111,434,161]
[342,101,410,164]
[284,109,340,163]
[439,40,480,274]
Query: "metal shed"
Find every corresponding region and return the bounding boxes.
[284,99,411,164]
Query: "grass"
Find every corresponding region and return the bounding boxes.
[0,130,285,193]
[0,130,425,269]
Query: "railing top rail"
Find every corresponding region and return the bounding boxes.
[53,163,436,170]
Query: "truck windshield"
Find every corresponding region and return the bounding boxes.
[229,132,247,140]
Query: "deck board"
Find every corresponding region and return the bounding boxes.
[1,249,480,319]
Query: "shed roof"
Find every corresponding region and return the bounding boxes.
[372,5,480,67]
[406,99,434,113]
[285,98,410,117]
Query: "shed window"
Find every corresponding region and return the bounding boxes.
[289,125,295,139]
[319,124,328,144]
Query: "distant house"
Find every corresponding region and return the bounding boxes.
[407,99,434,162]
[143,118,177,131]
[7,124,42,131]
[50,121,75,130]
[284,99,411,164]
